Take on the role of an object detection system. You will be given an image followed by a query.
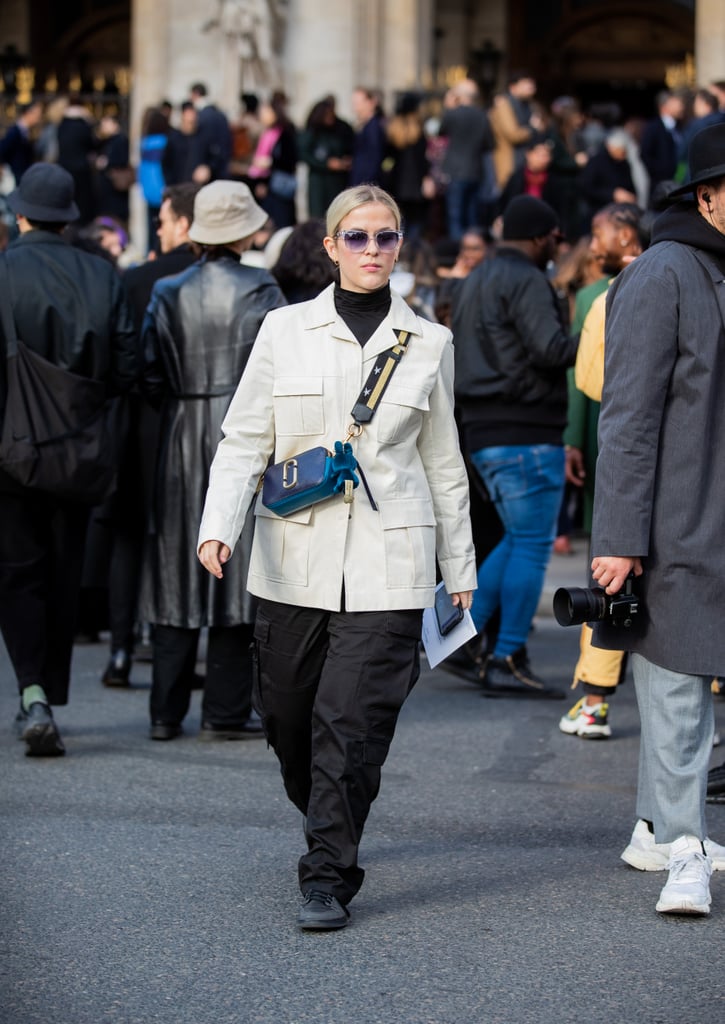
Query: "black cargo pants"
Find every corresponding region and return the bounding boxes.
[253,598,423,906]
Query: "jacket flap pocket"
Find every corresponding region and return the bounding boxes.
[379,383,430,411]
[273,376,324,397]
[379,497,436,529]
[254,495,314,525]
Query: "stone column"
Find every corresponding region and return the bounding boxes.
[284,0,432,125]
[130,0,171,251]
[131,0,170,139]
[695,0,725,88]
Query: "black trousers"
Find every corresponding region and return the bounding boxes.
[150,622,254,726]
[253,599,422,905]
[0,490,89,704]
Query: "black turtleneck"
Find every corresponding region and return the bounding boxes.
[334,283,391,346]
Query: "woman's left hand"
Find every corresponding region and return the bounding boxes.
[450,590,473,611]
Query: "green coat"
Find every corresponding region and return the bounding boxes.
[563,277,609,531]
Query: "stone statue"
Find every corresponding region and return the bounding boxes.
[203,0,288,92]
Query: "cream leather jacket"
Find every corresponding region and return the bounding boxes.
[198,285,476,611]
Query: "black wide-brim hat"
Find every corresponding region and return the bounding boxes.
[668,122,725,198]
[7,163,80,222]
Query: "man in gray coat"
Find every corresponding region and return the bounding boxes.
[439,79,494,240]
[590,123,725,916]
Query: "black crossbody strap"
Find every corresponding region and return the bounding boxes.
[350,328,411,425]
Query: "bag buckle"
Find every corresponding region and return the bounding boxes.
[344,422,363,443]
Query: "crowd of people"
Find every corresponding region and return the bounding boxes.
[1,70,725,928]
[3,72,725,257]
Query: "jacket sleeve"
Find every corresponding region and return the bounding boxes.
[108,275,140,396]
[490,95,532,147]
[139,287,167,408]
[506,272,578,370]
[563,368,587,449]
[197,314,278,552]
[591,261,679,557]
[416,334,477,592]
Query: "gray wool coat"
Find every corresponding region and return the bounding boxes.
[591,236,725,676]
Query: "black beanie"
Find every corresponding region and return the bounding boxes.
[502,195,560,240]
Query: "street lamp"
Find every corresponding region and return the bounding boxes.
[470,39,503,101]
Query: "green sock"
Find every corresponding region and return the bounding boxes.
[21,685,48,711]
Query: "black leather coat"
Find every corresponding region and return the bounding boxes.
[140,252,285,627]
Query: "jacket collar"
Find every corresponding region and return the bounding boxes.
[10,229,70,248]
[302,283,423,359]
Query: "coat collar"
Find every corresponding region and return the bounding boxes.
[301,283,423,359]
[691,246,725,338]
[11,229,70,249]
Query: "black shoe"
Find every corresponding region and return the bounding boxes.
[297,891,350,931]
[480,646,565,700]
[101,648,132,687]
[707,761,725,803]
[199,710,265,740]
[13,707,28,739]
[438,636,488,683]
[20,702,66,756]
[150,722,183,741]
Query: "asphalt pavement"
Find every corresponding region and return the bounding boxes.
[1,535,724,1024]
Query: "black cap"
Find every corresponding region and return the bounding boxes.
[502,195,560,240]
[7,163,79,222]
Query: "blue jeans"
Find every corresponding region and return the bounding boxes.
[469,444,565,657]
[445,178,480,241]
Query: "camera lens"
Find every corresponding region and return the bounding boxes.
[553,586,607,627]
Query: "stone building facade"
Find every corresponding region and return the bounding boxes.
[1,1,724,134]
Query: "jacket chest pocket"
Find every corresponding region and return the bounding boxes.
[374,383,430,445]
[273,377,325,436]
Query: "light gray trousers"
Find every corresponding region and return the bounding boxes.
[633,653,714,843]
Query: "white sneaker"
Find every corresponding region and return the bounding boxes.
[621,818,725,871]
[559,698,611,739]
[655,835,712,915]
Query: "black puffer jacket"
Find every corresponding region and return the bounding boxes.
[451,246,577,450]
[0,230,138,492]
[140,252,285,628]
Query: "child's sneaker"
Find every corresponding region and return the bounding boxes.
[558,697,611,739]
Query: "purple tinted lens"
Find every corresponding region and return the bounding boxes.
[341,231,368,251]
[376,231,401,252]
[338,230,401,252]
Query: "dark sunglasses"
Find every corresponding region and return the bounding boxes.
[335,229,403,253]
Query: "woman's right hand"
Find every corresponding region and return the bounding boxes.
[198,540,231,579]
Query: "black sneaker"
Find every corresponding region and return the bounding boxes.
[101,648,132,687]
[297,890,350,931]
[480,646,565,700]
[149,722,183,741]
[707,762,725,803]
[19,702,66,756]
[438,636,488,684]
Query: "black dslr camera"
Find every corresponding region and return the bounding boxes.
[553,574,639,629]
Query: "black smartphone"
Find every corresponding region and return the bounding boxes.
[434,586,464,636]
